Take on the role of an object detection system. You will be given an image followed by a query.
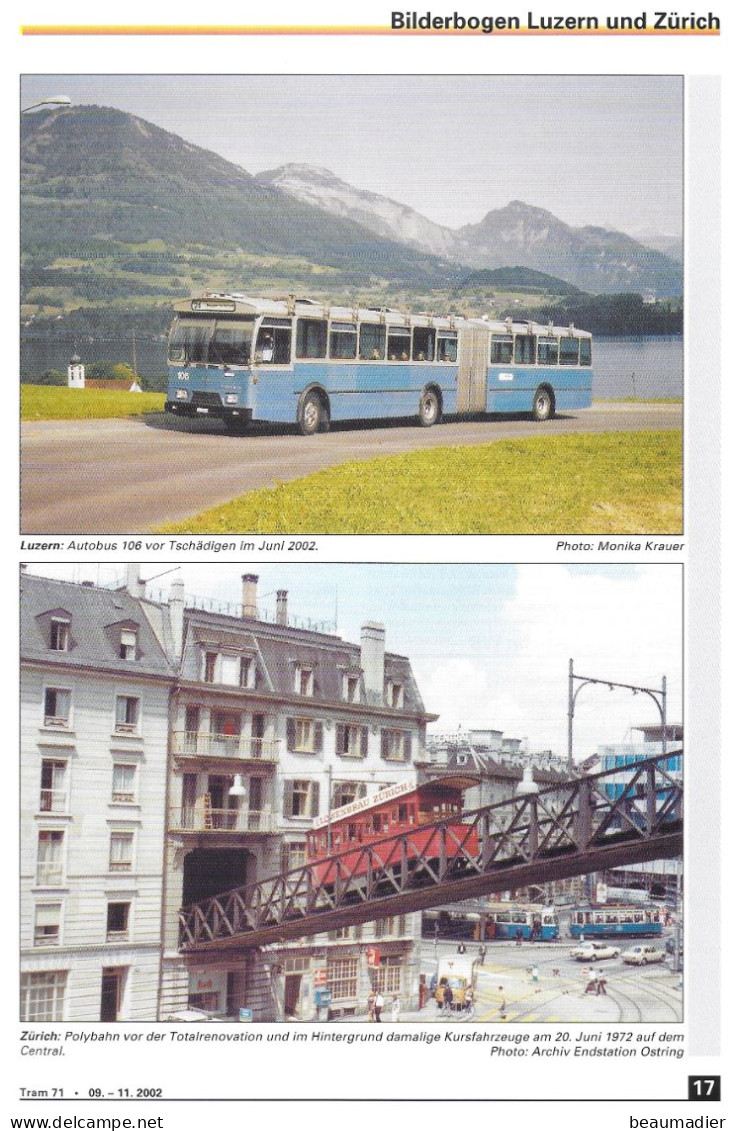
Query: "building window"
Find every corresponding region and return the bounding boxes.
[43,687,71,728]
[106,902,131,941]
[381,729,412,762]
[119,629,137,660]
[280,841,307,873]
[100,967,127,1022]
[283,779,320,819]
[240,657,254,688]
[34,903,62,947]
[21,972,67,1021]
[204,651,218,683]
[40,759,67,812]
[343,674,360,703]
[286,717,323,754]
[335,724,368,759]
[295,666,314,696]
[109,832,134,872]
[374,955,402,995]
[386,681,404,709]
[374,915,407,938]
[114,696,140,734]
[111,764,137,804]
[50,619,70,652]
[36,830,64,886]
[332,781,367,809]
[327,957,358,1001]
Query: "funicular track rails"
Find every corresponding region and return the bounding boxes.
[178,754,682,952]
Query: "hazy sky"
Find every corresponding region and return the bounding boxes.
[20,74,683,236]
[24,563,682,759]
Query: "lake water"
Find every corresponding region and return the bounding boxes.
[20,334,683,399]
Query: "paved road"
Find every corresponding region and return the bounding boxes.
[20,404,682,534]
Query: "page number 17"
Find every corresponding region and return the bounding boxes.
[688,1077,721,1101]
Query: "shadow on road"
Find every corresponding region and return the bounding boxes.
[141,410,558,439]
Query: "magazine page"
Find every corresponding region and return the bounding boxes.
[7,2,727,1128]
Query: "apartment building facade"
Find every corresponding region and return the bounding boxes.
[20,568,436,1022]
[20,571,175,1022]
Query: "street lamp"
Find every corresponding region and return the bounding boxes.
[21,95,71,114]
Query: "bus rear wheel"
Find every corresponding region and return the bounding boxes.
[532,385,555,422]
[297,389,330,436]
[418,387,442,427]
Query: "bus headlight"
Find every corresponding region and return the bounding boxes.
[225,394,238,405]
[176,389,188,400]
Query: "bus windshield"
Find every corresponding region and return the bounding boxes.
[169,317,254,366]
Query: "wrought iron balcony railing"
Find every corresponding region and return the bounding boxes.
[170,806,279,834]
[172,731,279,761]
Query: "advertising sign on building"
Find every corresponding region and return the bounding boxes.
[313,968,328,986]
[366,947,381,967]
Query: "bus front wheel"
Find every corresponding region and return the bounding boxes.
[298,389,330,436]
[532,385,555,422]
[418,386,442,427]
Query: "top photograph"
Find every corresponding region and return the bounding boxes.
[20,75,683,536]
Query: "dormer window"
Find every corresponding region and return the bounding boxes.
[386,681,404,709]
[119,629,137,661]
[343,674,360,703]
[202,650,256,687]
[50,619,70,652]
[295,665,314,697]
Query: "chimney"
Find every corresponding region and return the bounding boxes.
[241,574,259,619]
[169,577,185,659]
[276,590,288,626]
[360,621,385,700]
[126,564,145,598]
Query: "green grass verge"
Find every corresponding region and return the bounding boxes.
[158,430,682,535]
[21,385,165,421]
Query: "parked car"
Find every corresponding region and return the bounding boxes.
[622,944,666,966]
[570,941,621,961]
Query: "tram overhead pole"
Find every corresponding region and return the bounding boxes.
[567,658,667,771]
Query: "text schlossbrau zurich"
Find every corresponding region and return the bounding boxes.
[390,12,721,31]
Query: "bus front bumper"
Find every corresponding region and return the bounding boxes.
[165,400,253,424]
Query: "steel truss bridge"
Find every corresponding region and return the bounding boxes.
[179,754,682,952]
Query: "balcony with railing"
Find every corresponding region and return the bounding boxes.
[172,731,279,764]
[169,805,279,835]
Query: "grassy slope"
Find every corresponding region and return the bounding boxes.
[21,385,165,421]
[159,430,682,536]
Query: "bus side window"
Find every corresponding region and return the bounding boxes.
[537,337,559,366]
[437,333,458,362]
[514,335,536,365]
[559,336,580,365]
[412,327,436,362]
[579,338,592,366]
[256,325,292,364]
[490,334,513,364]
[387,327,411,360]
[329,322,358,359]
[296,318,328,359]
[359,324,386,361]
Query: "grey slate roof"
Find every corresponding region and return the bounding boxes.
[179,609,428,716]
[20,573,175,679]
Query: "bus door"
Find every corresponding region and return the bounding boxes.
[456,326,490,413]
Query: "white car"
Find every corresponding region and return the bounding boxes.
[569,941,621,961]
[622,944,666,966]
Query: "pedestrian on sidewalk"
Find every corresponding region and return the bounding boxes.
[478,945,487,966]
[374,991,385,1022]
[367,989,376,1021]
[515,928,523,946]
[596,970,608,996]
[390,995,401,1023]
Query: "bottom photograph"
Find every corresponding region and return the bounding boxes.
[19,563,683,1025]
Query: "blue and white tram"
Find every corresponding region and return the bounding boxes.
[569,904,664,939]
[166,293,593,434]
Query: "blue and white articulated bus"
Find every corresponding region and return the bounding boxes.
[165,293,593,435]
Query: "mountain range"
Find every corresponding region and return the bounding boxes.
[21,105,682,328]
[257,164,682,297]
